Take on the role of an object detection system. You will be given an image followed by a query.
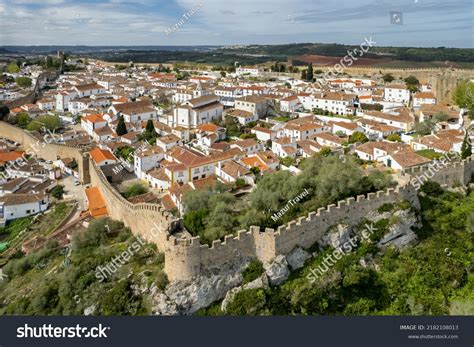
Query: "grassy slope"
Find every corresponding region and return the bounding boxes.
[0,218,167,315]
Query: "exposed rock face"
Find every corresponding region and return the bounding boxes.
[221,274,269,312]
[286,247,311,270]
[378,209,419,250]
[366,210,392,223]
[263,255,290,286]
[152,261,248,315]
[83,305,96,316]
[321,224,352,248]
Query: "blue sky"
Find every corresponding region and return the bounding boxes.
[0,0,472,47]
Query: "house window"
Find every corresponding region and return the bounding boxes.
[26,210,31,214]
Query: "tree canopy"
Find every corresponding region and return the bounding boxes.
[26,115,61,132]
[15,77,32,88]
[116,115,128,136]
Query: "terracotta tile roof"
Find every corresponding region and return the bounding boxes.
[329,121,359,130]
[0,151,24,165]
[83,114,105,124]
[113,100,155,115]
[236,95,267,103]
[93,126,114,136]
[230,139,258,148]
[74,83,103,92]
[127,192,158,204]
[0,193,45,206]
[313,132,346,145]
[220,160,250,178]
[252,126,275,135]
[89,147,117,164]
[226,109,254,118]
[241,156,268,171]
[355,141,409,155]
[157,134,180,144]
[160,194,176,211]
[414,92,436,99]
[192,175,218,189]
[84,187,108,218]
[196,123,222,133]
[390,150,431,168]
[148,167,170,181]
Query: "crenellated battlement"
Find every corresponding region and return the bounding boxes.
[401,155,474,187]
[89,160,180,250]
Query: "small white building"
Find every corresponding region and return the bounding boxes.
[134,147,165,179]
[236,66,262,76]
[383,85,411,105]
[272,137,297,158]
[413,92,436,108]
[0,194,49,227]
[280,95,302,113]
[251,126,277,142]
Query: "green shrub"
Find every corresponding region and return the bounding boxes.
[235,178,246,189]
[225,288,266,315]
[99,280,143,315]
[420,181,443,196]
[50,185,65,200]
[242,261,264,284]
[377,203,394,213]
[126,183,148,198]
[155,271,169,291]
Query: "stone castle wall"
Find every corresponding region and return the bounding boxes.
[88,160,180,251]
[0,122,90,184]
[164,184,418,281]
[402,156,474,187]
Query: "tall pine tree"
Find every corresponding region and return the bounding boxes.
[145,119,155,133]
[461,131,472,159]
[306,63,314,82]
[116,115,128,136]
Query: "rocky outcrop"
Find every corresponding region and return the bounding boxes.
[152,261,248,315]
[378,209,419,250]
[83,305,96,316]
[221,274,269,312]
[321,223,352,248]
[286,247,311,270]
[263,255,290,286]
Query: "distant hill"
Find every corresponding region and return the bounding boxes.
[2,44,473,68]
[219,43,474,63]
[0,45,221,54]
